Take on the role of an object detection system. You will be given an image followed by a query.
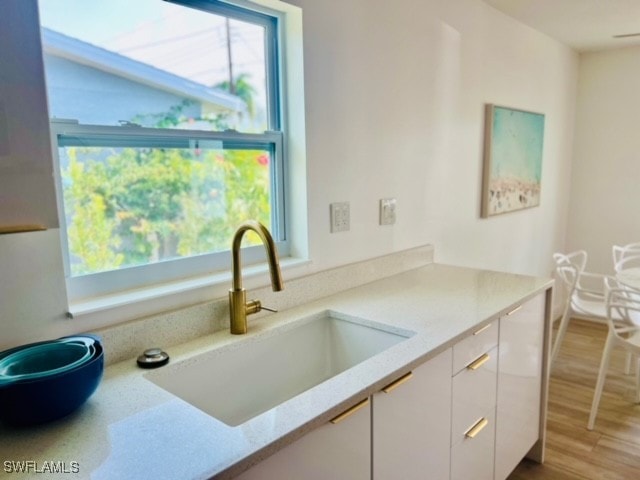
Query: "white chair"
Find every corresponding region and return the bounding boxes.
[554,250,588,274]
[587,277,640,430]
[612,244,640,373]
[612,242,640,273]
[552,251,607,363]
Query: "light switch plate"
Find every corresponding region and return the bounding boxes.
[379,198,396,225]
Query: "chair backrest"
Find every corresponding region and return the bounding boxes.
[604,276,640,334]
[612,243,640,272]
[553,250,588,273]
[615,254,640,274]
[555,264,579,294]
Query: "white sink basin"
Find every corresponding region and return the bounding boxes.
[146,311,414,426]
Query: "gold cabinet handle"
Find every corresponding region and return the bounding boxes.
[464,417,489,439]
[0,224,46,235]
[473,323,492,336]
[506,305,522,316]
[330,398,369,424]
[466,353,490,371]
[382,371,413,393]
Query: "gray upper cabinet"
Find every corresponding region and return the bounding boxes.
[0,0,58,231]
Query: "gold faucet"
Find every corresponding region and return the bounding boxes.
[229,220,284,334]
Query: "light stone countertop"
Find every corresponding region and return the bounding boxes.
[0,263,553,480]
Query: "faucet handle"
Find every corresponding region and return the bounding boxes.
[245,299,278,315]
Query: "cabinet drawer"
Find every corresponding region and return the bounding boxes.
[453,321,498,374]
[451,347,497,446]
[450,409,496,480]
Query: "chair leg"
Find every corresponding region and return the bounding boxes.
[588,330,615,430]
[624,352,634,375]
[551,309,572,364]
[635,356,640,404]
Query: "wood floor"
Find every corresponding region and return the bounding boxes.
[508,319,640,480]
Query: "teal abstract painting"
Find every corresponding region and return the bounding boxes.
[481,104,545,217]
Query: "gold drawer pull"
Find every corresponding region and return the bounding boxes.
[473,323,492,336]
[382,372,413,393]
[507,305,522,316]
[464,417,489,439]
[330,398,369,424]
[0,224,47,235]
[466,353,490,371]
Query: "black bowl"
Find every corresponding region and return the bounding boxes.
[0,337,104,426]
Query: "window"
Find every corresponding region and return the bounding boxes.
[38,0,295,301]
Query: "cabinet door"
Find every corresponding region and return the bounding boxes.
[0,1,59,229]
[236,398,370,480]
[451,409,496,480]
[373,348,452,480]
[494,293,545,480]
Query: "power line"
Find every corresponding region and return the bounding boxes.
[118,26,223,53]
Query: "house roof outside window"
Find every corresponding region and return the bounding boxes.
[41,27,246,118]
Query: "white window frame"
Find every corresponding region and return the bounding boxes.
[43,0,307,310]
[51,122,287,300]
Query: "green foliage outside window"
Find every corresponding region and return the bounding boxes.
[63,145,271,276]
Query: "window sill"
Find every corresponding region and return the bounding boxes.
[68,256,311,320]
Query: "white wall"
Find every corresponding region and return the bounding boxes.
[0,0,578,348]
[566,46,640,275]
[290,0,577,276]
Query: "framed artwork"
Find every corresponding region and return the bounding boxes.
[481,104,545,217]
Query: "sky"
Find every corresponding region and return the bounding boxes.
[37,0,267,96]
[38,0,163,46]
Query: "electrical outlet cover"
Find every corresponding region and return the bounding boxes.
[330,202,350,233]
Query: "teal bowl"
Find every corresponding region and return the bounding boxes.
[0,341,93,384]
[0,335,104,426]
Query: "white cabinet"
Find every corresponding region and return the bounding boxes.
[451,347,497,447]
[238,349,454,480]
[451,409,496,480]
[236,291,548,480]
[236,397,370,480]
[373,348,452,480]
[452,321,499,374]
[494,293,546,480]
[451,322,499,480]
[239,349,454,480]
[448,293,546,480]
